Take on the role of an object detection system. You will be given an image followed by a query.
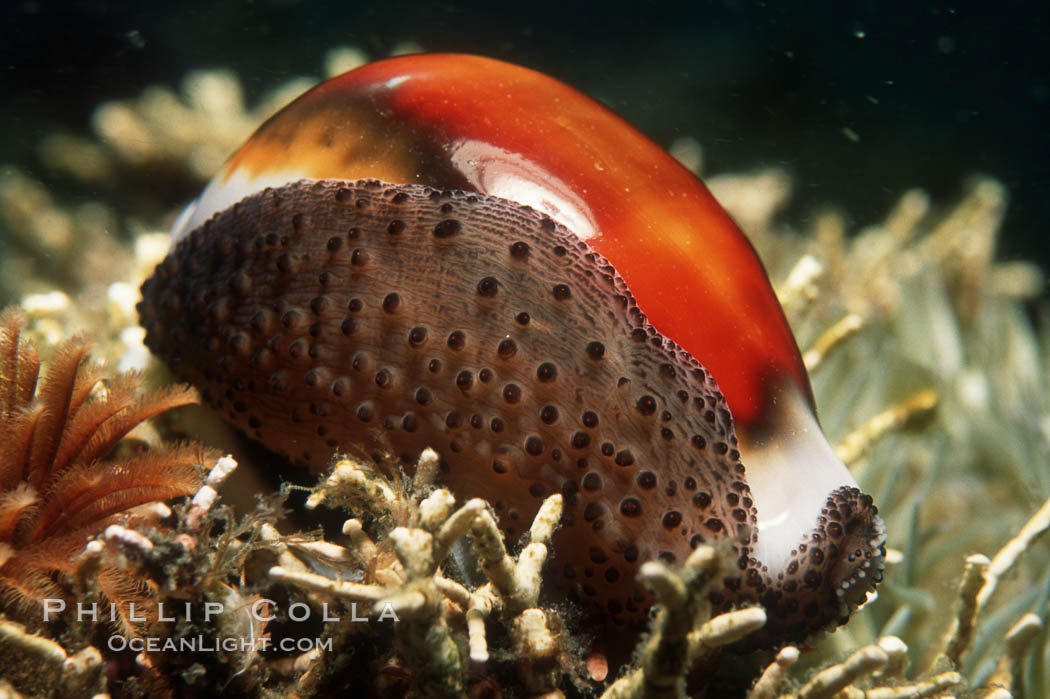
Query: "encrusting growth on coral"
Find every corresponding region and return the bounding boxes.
[0,307,209,631]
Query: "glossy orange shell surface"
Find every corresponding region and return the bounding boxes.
[222,54,812,431]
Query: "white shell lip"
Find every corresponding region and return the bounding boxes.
[170,166,309,246]
[744,386,861,576]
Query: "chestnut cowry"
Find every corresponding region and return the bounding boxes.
[139,54,885,644]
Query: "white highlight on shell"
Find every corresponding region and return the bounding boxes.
[449,139,597,241]
[383,74,410,89]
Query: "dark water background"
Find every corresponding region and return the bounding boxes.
[2,0,1047,269]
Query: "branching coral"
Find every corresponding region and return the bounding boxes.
[264,450,823,697]
[40,45,369,191]
[0,618,106,697]
[272,450,572,697]
[0,307,210,631]
[0,166,129,307]
[601,546,766,698]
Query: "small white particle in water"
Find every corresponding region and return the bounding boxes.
[124,29,146,49]
[842,127,860,142]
